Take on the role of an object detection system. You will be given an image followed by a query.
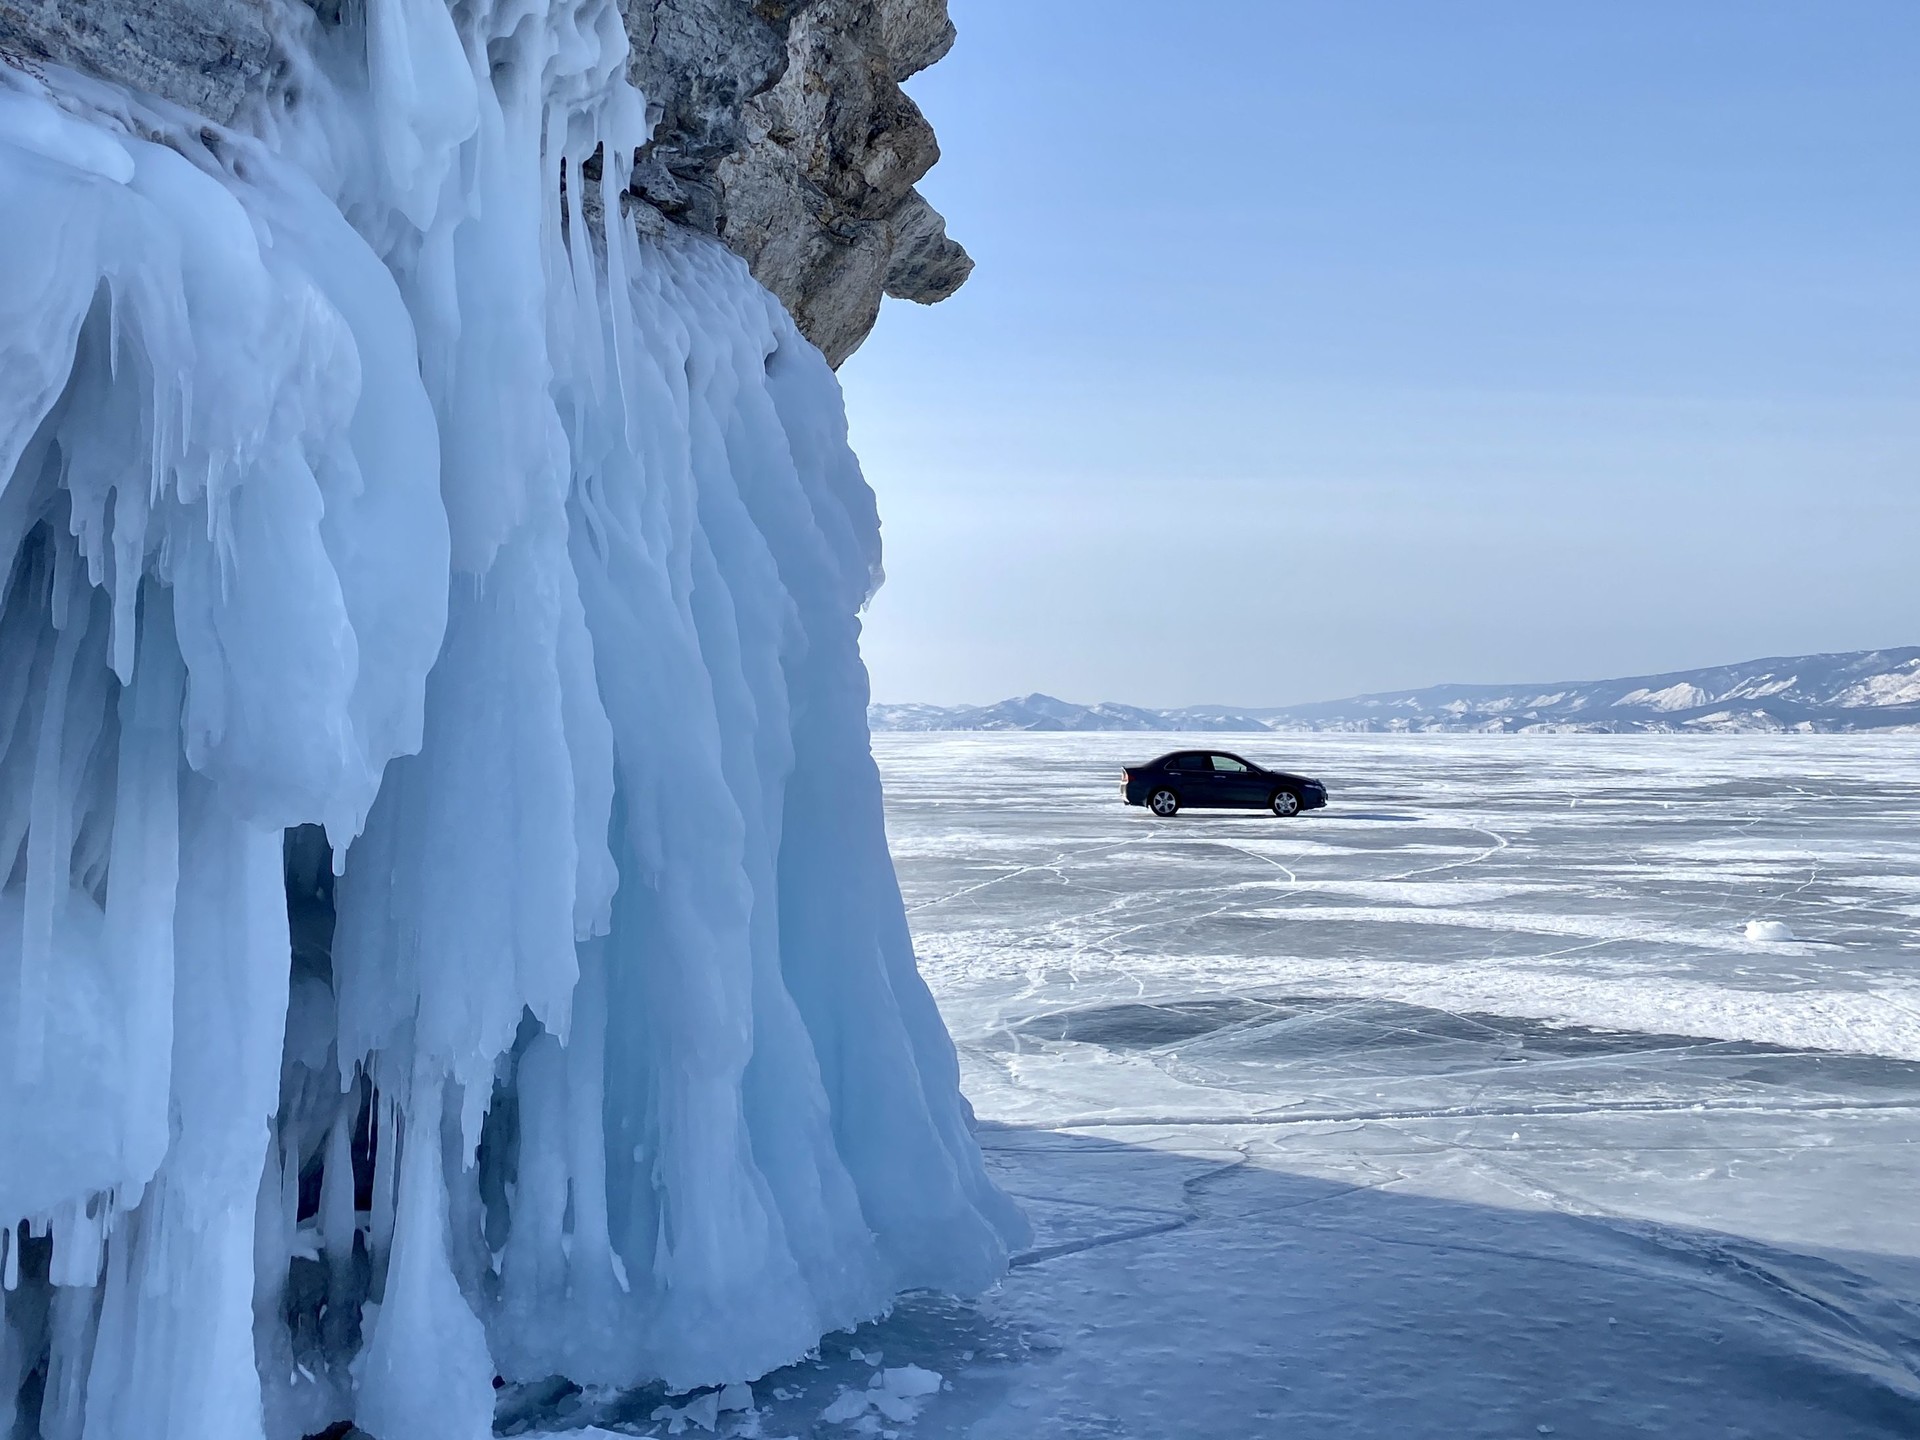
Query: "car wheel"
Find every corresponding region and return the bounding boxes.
[1270,788,1301,818]
[1148,788,1180,817]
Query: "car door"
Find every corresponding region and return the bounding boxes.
[1208,753,1265,807]
[1169,752,1219,806]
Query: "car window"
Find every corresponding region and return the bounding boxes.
[1171,753,1207,772]
[1210,755,1248,772]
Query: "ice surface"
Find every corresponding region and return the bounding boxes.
[852,732,1920,1437]
[883,733,1920,1107]
[0,5,1017,1436]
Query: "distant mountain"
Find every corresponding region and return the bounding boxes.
[870,648,1920,735]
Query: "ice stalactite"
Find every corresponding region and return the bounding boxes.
[0,0,1024,1432]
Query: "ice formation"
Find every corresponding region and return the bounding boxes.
[0,1,1021,1435]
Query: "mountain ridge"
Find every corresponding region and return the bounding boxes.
[871,647,1920,734]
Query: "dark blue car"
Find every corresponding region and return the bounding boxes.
[1122,750,1328,818]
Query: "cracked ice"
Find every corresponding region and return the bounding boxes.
[863,732,1920,1438]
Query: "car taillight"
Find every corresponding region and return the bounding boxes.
[1121,769,1132,781]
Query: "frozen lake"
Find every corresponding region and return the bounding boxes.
[884,732,1920,1125]
[523,733,1920,1438]
[879,733,1920,1438]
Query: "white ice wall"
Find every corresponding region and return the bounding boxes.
[0,0,1023,1434]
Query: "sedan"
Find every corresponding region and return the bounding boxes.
[1121,751,1328,818]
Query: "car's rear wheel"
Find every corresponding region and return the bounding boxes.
[1270,788,1301,818]
[1148,788,1180,817]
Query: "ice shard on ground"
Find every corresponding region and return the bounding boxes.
[0,0,1023,1434]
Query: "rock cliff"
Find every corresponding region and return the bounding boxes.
[0,0,967,363]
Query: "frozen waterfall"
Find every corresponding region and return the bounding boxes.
[0,0,1023,1434]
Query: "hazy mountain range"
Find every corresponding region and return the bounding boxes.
[870,648,1920,735]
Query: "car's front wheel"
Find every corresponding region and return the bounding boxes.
[1270,788,1301,818]
[1148,788,1180,817]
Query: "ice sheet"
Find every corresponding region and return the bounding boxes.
[880,732,1920,1114]
[854,733,1920,1437]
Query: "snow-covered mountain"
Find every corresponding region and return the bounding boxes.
[870,696,1198,732]
[872,648,1920,734]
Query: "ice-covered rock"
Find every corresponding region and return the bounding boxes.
[1,0,968,368]
[0,0,1020,1434]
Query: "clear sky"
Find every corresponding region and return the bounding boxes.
[837,1,1920,709]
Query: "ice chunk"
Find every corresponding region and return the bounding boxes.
[1744,919,1795,943]
[652,1390,721,1433]
[881,1365,943,1399]
[833,1363,944,1426]
[873,1391,918,1422]
[822,1388,874,1423]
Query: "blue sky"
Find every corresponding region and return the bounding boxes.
[837,1,1920,708]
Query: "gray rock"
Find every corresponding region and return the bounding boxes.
[0,0,968,364]
[638,0,970,365]
[620,0,798,232]
[0,0,280,124]
[885,188,971,305]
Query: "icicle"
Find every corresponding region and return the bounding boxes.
[365,0,479,228]
[40,1282,100,1440]
[319,1089,358,1274]
[563,938,615,1294]
[104,588,185,1191]
[367,1088,398,1281]
[47,1194,106,1289]
[497,1030,568,1310]
[0,1271,18,1440]
[15,543,87,1080]
[354,1072,493,1440]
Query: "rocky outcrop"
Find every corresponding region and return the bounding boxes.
[0,0,277,124]
[709,0,969,365]
[624,0,972,365]
[620,0,799,232]
[0,0,968,364]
